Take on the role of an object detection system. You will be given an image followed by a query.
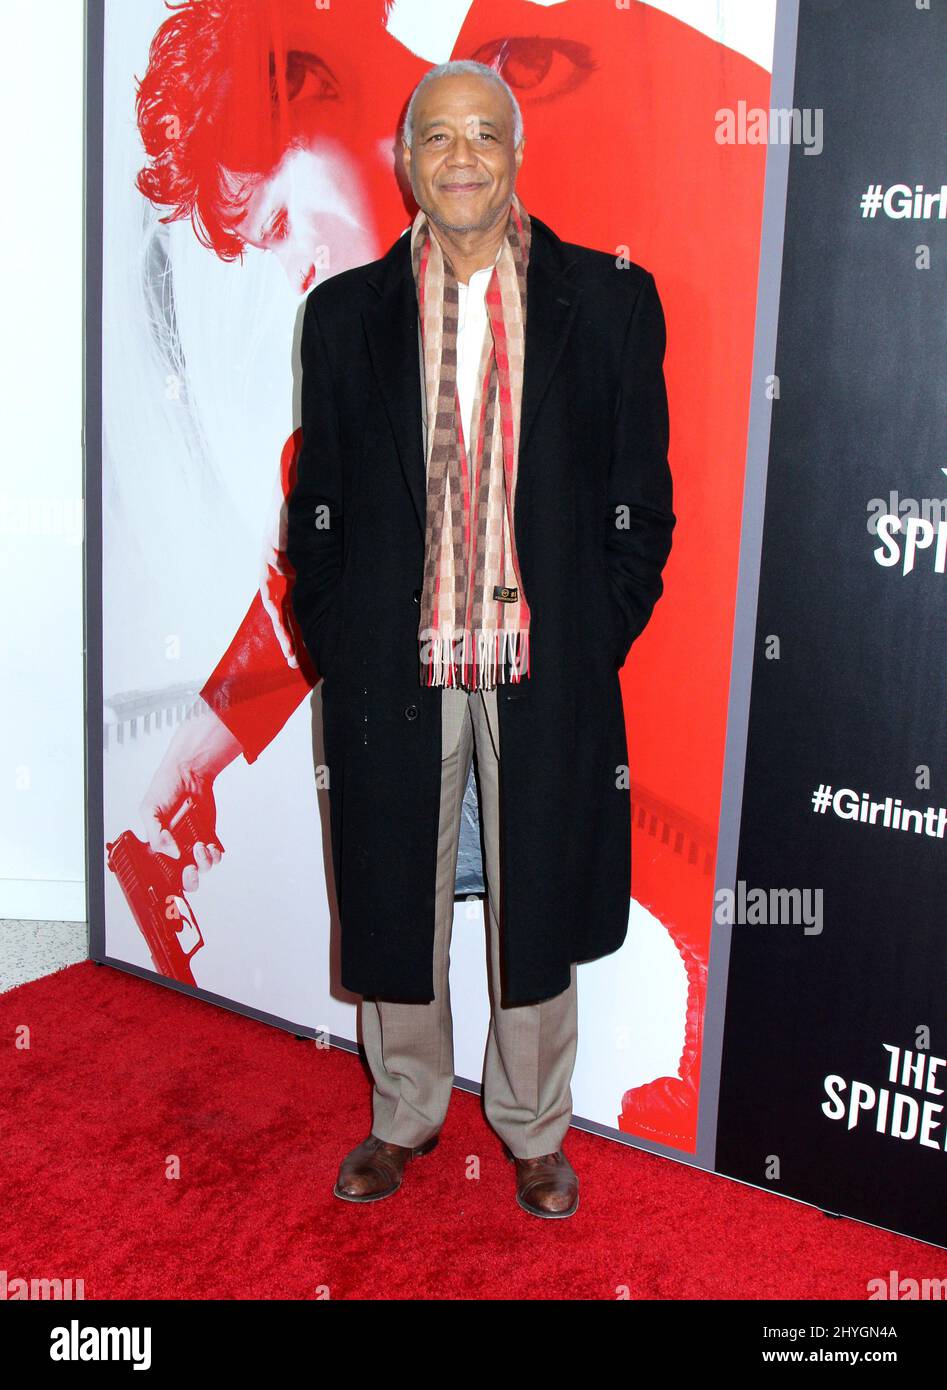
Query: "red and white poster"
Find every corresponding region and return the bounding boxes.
[93,0,775,1156]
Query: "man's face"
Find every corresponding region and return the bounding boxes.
[402,72,524,235]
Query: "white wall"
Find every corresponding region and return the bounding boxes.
[0,0,86,920]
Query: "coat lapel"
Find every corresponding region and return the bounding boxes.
[361,213,581,536]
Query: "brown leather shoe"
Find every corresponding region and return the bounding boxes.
[504,1146,579,1219]
[333,1133,439,1203]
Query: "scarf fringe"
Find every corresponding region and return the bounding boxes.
[423,628,531,689]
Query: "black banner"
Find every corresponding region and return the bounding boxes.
[716,0,947,1250]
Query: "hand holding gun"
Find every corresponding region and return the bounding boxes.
[106,794,223,986]
[106,701,239,984]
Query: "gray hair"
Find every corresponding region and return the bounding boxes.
[402,60,524,148]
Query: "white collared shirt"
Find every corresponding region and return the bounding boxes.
[455,246,501,449]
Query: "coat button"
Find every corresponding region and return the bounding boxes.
[412,588,421,604]
[404,704,419,720]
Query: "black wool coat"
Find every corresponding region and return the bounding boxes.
[286,213,675,1006]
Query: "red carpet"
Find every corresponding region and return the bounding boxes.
[1,961,940,1300]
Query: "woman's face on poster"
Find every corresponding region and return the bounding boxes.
[207,2,427,290]
[231,139,379,293]
[142,0,668,291]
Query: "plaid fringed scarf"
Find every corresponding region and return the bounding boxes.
[411,194,532,690]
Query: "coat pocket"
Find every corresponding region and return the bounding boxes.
[310,590,346,681]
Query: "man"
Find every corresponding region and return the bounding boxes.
[286,60,674,1218]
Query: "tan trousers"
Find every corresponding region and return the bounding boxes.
[359,685,578,1160]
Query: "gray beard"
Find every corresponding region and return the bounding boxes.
[424,200,509,238]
